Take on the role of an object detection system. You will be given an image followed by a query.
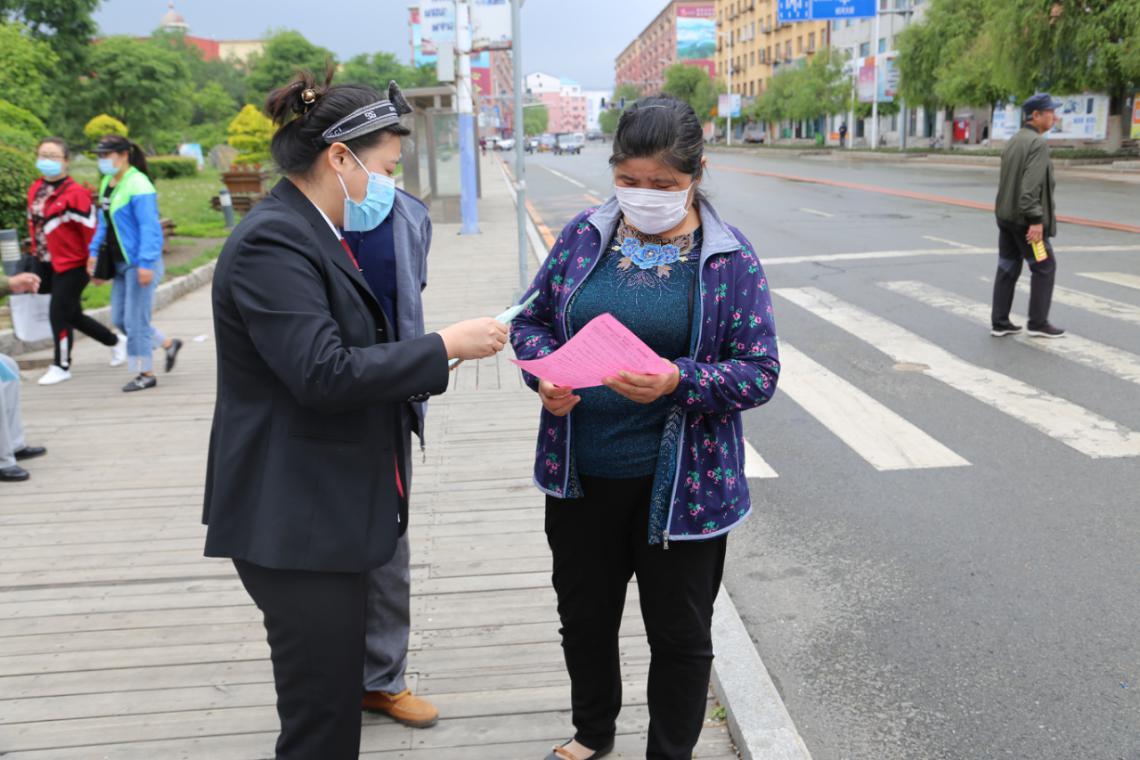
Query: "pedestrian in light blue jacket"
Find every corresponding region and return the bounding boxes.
[88,135,182,392]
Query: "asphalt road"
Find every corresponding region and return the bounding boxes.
[515,143,1140,760]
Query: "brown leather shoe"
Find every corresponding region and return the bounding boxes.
[362,689,439,728]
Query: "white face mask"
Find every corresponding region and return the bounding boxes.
[613,185,693,235]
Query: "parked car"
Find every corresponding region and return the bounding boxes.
[586,130,605,142]
[538,134,557,152]
[554,132,585,155]
[496,137,516,151]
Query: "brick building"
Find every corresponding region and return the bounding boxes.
[615,1,716,94]
[713,0,829,100]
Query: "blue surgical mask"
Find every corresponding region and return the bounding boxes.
[36,158,64,178]
[97,157,117,176]
[337,149,396,232]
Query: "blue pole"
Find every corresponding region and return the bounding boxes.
[459,112,479,234]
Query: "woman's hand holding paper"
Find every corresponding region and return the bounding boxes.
[539,380,580,417]
[603,363,680,405]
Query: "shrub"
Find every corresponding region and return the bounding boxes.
[0,125,40,154]
[0,145,38,231]
[227,104,273,167]
[148,156,199,179]
[0,99,46,139]
[84,114,129,142]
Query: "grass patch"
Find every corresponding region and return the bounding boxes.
[168,242,224,278]
[78,242,224,311]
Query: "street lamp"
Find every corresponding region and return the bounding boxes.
[717,30,734,146]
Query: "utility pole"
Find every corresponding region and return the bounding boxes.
[898,0,912,151]
[456,0,479,234]
[724,31,733,146]
[870,8,880,150]
[511,0,528,292]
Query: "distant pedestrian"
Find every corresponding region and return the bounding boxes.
[991,92,1065,339]
[838,121,848,147]
[512,96,780,760]
[0,270,49,482]
[88,135,183,391]
[26,137,125,386]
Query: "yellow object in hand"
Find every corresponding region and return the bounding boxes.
[1031,240,1048,262]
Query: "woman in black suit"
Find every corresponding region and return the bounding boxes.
[202,71,508,759]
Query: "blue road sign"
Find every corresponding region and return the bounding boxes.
[777,0,877,22]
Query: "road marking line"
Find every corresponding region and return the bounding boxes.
[883,280,1140,387]
[497,159,553,264]
[584,193,604,205]
[537,163,586,189]
[764,244,1140,267]
[1077,272,1140,293]
[799,207,833,218]
[774,286,1140,459]
[778,342,969,470]
[587,188,605,198]
[742,438,778,479]
[922,235,972,249]
[713,163,1140,234]
[1011,280,1140,326]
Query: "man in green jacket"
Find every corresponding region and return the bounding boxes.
[1,269,49,481]
[991,92,1065,339]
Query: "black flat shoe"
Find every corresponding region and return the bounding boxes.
[0,465,30,482]
[165,338,183,373]
[123,374,158,392]
[544,739,614,760]
[14,446,47,461]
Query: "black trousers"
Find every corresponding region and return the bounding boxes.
[233,559,368,760]
[545,475,727,760]
[47,267,118,369]
[992,221,1056,329]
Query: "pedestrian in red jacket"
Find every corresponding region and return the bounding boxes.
[27,138,125,385]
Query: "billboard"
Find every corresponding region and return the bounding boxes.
[991,93,1111,141]
[718,93,742,118]
[1132,94,1140,140]
[410,6,435,67]
[677,4,716,77]
[471,0,512,51]
[470,51,492,96]
[855,54,897,103]
[778,0,876,22]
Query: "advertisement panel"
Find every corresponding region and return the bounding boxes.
[471,0,512,51]
[1131,94,1140,140]
[991,93,1111,141]
[410,7,436,67]
[718,93,742,118]
[854,54,897,103]
[677,4,716,77]
[470,51,492,96]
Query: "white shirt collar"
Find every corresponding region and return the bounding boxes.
[311,199,342,240]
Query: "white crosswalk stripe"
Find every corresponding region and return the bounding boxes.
[1076,272,1140,293]
[773,286,1140,459]
[882,280,1140,386]
[1013,280,1140,326]
[742,438,779,479]
[777,342,969,471]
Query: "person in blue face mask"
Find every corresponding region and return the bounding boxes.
[337,91,442,730]
[203,69,508,760]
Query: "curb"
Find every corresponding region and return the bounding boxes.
[499,156,814,760]
[1,258,219,357]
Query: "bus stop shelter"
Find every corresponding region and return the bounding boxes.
[400,86,482,223]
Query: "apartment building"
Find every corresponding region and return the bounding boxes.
[615,1,716,94]
[714,0,829,101]
[526,73,588,133]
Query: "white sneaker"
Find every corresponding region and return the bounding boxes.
[110,335,127,367]
[38,365,72,386]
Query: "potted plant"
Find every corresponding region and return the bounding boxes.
[223,105,273,195]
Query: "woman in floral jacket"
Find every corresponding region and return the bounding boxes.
[511,97,779,760]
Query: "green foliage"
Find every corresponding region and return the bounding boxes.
[0,145,37,230]
[148,156,199,179]
[613,83,643,107]
[227,104,274,166]
[661,63,720,122]
[523,104,549,136]
[752,52,847,124]
[0,22,59,119]
[0,0,100,77]
[340,52,438,92]
[192,82,237,125]
[0,125,39,152]
[246,30,336,101]
[599,107,621,134]
[75,36,194,147]
[0,98,46,138]
[84,114,129,141]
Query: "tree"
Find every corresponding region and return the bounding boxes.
[84,114,129,141]
[0,0,100,77]
[246,30,336,100]
[76,36,194,147]
[193,82,237,125]
[661,63,719,121]
[0,22,58,119]
[613,83,643,108]
[523,104,549,136]
[599,107,621,134]
[227,104,274,166]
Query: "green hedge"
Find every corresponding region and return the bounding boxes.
[0,125,40,154]
[148,156,199,179]
[0,146,38,231]
[0,100,46,139]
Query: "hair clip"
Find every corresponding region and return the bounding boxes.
[301,88,318,111]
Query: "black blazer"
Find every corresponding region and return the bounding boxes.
[202,179,449,572]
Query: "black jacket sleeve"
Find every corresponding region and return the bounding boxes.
[229,219,449,414]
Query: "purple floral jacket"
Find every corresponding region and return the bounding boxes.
[511,197,780,546]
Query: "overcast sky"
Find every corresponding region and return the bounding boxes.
[93,0,671,91]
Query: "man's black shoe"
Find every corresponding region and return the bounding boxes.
[1027,323,1065,339]
[13,446,46,461]
[0,465,30,482]
[165,338,183,373]
[990,321,1023,337]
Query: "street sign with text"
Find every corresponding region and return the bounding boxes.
[777,0,876,22]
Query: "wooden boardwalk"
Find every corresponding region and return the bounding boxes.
[0,162,738,758]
